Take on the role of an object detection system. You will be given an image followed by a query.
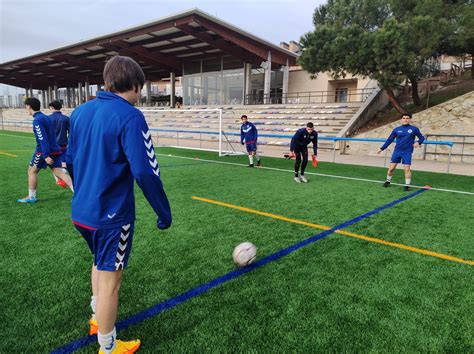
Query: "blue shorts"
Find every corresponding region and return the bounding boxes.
[74,222,135,271]
[29,152,62,169]
[245,142,257,153]
[390,150,412,165]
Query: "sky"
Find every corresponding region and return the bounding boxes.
[0,0,325,94]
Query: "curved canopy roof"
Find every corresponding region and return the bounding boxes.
[0,8,298,90]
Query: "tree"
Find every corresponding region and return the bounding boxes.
[440,1,474,79]
[299,0,450,113]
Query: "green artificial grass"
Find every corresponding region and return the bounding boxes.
[0,131,472,352]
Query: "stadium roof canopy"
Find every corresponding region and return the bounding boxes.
[0,8,298,90]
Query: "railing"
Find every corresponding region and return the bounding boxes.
[423,134,474,162]
[245,88,377,105]
[148,128,454,173]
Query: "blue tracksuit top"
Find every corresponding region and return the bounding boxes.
[380,124,425,152]
[290,128,318,155]
[32,111,61,158]
[240,122,258,144]
[67,91,172,229]
[50,111,70,146]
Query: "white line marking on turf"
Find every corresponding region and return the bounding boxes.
[0,133,36,139]
[156,153,474,196]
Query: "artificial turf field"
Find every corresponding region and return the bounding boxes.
[0,131,473,352]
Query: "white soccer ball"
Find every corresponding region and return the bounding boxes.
[232,242,257,267]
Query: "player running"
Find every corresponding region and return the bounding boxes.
[240,115,261,167]
[49,100,70,188]
[17,97,73,203]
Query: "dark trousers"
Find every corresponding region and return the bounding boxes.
[294,147,308,176]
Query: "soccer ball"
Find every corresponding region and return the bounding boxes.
[232,242,257,267]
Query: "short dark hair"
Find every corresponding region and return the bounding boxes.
[402,112,412,118]
[103,55,146,93]
[241,115,247,119]
[306,122,314,128]
[25,97,41,111]
[49,100,62,110]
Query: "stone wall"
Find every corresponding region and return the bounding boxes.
[344,91,474,163]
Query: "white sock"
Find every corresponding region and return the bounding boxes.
[98,328,116,354]
[386,175,392,182]
[255,153,260,162]
[29,189,36,198]
[249,155,254,165]
[405,179,411,185]
[90,295,97,320]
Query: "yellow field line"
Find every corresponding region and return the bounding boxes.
[0,151,17,157]
[192,196,473,266]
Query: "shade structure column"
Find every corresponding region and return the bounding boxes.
[78,82,83,104]
[263,51,272,104]
[170,72,176,108]
[282,58,289,104]
[48,86,53,104]
[54,84,59,100]
[85,81,90,101]
[145,80,151,106]
[243,62,252,105]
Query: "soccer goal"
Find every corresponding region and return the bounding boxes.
[140,108,245,156]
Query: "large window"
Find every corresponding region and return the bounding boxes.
[183,56,244,105]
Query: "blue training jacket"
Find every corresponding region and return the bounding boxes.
[32,111,61,158]
[49,111,70,146]
[290,128,318,155]
[240,122,258,144]
[67,91,172,230]
[380,124,425,152]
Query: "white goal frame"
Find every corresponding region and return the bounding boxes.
[141,108,245,157]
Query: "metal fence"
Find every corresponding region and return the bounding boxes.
[423,134,474,162]
[245,88,376,105]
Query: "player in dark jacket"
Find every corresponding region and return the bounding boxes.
[290,122,318,183]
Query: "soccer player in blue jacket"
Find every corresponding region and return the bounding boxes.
[17,97,73,203]
[378,113,425,191]
[49,100,70,187]
[290,122,318,183]
[240,115,261,167]
[67,56,171,354]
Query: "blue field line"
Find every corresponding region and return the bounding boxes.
[51,188,428,353]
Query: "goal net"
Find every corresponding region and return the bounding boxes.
[140,108,244,156]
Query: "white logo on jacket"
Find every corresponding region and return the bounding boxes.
[34,125,43,140]
[408,129,413,133]
[142,130,160,176]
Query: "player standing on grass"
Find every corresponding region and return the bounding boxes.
[378,113,425,191]
[290,122,318,183]
[49,100,70,188]
[240,115,261,167]
[67,55,172,354]
[17,97,73,203]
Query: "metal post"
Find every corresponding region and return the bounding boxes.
[200,132,202,149]
[176,131,179,147]
[461,136,465,162]
[383,149,388,167]
[332,139,336,163]
[447,144,453,173]
[422,134,428,160]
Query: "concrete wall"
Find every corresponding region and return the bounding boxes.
[347,91,474,163]
[288,69,371,99]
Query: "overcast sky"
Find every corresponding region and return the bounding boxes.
[0,0,325,94]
